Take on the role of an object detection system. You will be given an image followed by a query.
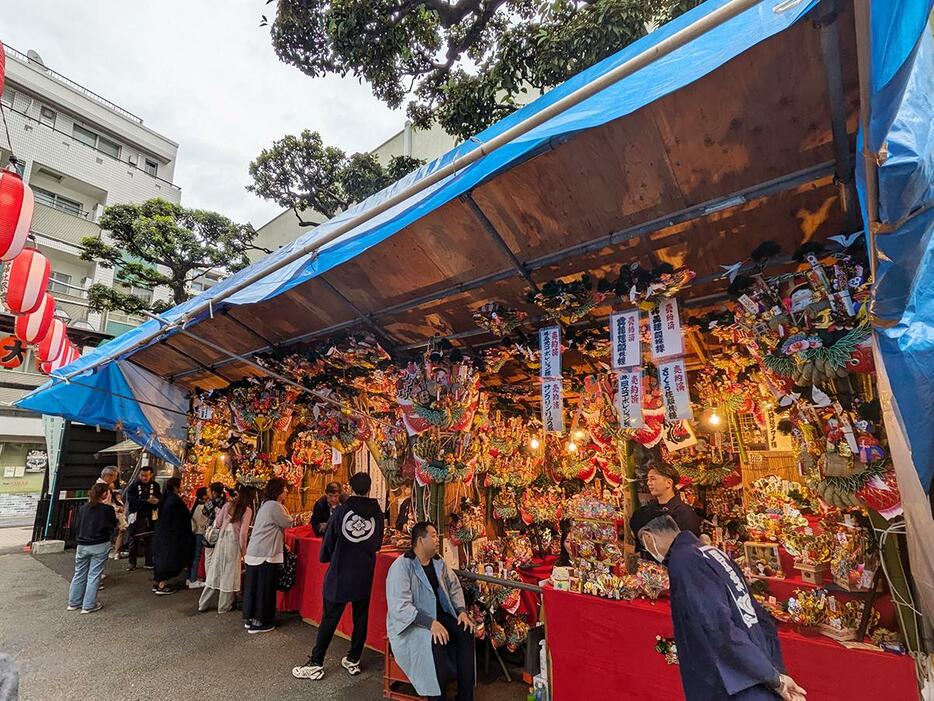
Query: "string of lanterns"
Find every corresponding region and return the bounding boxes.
[0,46,81,374]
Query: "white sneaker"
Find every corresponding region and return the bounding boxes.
[186,580,205,589]
[66,605,80,611]
[341,656,361,676]
[80,602,103,614]
[292,659,324,680]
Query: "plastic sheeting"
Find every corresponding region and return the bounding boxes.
[16,0,818,423]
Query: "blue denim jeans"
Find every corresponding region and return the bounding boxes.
[68,541,111,610]
[189,534,204,581]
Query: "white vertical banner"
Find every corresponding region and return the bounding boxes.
[331,447,343,465]
[762,403,794,451]
[615,369,644,429]
[609,309,641,370]
[649,298,684,360]
[657,358,693,421]
[541,379,565,433]
[539,326,562,378]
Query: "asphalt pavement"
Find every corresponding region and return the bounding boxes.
[0,549,523,701]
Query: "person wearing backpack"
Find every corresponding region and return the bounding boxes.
[292,472,384,681]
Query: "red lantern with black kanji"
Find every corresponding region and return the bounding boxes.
[0,334,25,369]
[0,168,34,262]
[14,292,55,343]
[36,318,66,363]
[4,247,50,314]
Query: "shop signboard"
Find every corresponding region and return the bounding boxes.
[649,298,683,360]
[541,379,564,433]
[615,370,644,429]
[609,309,641,370]
[539,326,561,378]
[657,358,692,421]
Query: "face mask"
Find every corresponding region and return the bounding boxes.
[643,534,664,563]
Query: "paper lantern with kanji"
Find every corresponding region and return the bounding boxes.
[0,169,35,262]
[14,292,55,343]
[4,248,50,314]
[36,318,66,363]
[0,335,25,369]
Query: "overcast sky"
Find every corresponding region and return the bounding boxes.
[2,0,404,228]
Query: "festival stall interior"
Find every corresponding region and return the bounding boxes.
[14,0,934,698]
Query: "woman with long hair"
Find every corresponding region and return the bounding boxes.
[242,477,292,633]
[67,482,116,614]
[199,484,257,613]
[152,477,195,595]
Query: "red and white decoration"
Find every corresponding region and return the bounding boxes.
[0,169,35,262]
[3,247,49,314]
[13,292,55,343]
[36,317,67,363]
[40,343,78,374]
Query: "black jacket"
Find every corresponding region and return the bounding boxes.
[630,491,702,554]
[321,495,385,603]
[76,503,117,546]
[667,531,784,700]
[126,479,161,520]
[311,495,340,536]
[152,491,194,579]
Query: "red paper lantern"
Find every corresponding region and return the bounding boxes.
[40,341,78,374]
[4,248,50,314]
[0,169,34,262]
[14,292,55,343]
[0,334,25,369]
[0,40,5,96]
[36,318,66,363]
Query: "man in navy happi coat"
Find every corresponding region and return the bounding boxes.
[637,515,807,701]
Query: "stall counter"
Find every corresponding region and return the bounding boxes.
[542,587,917,701]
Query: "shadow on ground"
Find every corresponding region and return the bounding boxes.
[0,550,524,701]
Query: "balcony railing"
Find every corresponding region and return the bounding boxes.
[31,202,100,246]
[3,44,144,125]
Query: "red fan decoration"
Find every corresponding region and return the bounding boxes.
[4,247,50,314]
[0,168,35,262]
[14,292,55,343]
[36,318,66,362]
[0,334,25,369]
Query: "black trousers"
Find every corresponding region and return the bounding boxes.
[310,597,370,665]
[429,612,475,701]
[127,517,153,567]
[242,562,278,626]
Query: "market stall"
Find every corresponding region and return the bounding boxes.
[13,0,934,699]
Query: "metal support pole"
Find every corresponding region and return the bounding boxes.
[57,0,767,386]
[224,308,279,349]
[461,192,540,292]
[318,275,399,349]
[853,0,880,279]
[162,339,234,384]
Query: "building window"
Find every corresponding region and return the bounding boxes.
[98,135,121,159]
[118,282,153,303]
[47,271,74,295]
[1,87,14,108]
[10,159,25,177]
[32,186,85,217]
[72,123,123,159]
[143,158,158,177]
[39,106,56,128]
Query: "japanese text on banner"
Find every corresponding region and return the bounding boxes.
[609,310,641,370]
[657,358,693,421]
[649,298,684,360]
[541,379,565,433]
[540,326,561,378]
[615,370,644,429]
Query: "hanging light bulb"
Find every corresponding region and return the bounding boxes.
[566,441,578,454]
[529,436,541,450]
[708,410,722,427]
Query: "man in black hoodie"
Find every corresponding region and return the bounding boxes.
[292,472,384,682]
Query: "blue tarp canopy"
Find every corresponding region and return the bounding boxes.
[17,0,934,488]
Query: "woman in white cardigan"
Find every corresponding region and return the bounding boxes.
[242,478,291,634]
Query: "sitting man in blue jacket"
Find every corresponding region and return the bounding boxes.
[385,521,476,701]
[637,515,807,701]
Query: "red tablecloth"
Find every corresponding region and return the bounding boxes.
[543,587,917,701]
[278,525,404,651]
[516,556,557,626]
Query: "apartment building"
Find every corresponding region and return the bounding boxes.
[0,44,182,517]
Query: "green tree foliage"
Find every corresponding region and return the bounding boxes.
[265,0,702,142]
[79,198,260,315]
[247,129,425,223]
